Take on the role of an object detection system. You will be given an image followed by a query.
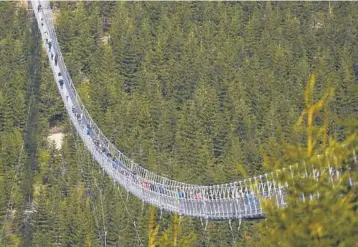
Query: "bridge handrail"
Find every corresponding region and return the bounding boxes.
[31,0,358,220]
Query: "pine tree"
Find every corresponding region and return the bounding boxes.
[253,74,358,247]
[32,187,52,247]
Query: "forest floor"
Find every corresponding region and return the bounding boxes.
[48,126,65,149]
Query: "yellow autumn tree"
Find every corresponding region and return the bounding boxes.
[147,206,199,247]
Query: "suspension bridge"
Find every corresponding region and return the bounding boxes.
[31,0,357,221]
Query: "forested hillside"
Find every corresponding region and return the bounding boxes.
[0,2,36,245]
[0,1,358,246]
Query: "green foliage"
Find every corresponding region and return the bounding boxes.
[253,133,358,247]
[53,2,358,246]
[252,78,358,246]
[1,1,358,246]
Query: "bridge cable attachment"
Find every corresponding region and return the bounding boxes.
[116,180,144,247]
[229,219,238,246]
[72,124,104,247]
[353,150,357,186]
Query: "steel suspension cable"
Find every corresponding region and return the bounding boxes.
[31,0,358,221]
[72,123,105,247]
[116,184,144,247]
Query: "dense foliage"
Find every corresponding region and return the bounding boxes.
[0,1,357,246]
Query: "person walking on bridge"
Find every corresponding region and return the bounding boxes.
[48,40,52,51]
[58,72,64,89]
[44,30,48,43]
[86,124,92,135]
[54,53,58,66]
[178,189,185,215]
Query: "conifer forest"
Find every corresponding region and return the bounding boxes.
[0,1,358,246]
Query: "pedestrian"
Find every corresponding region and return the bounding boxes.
[51,52,54,60]
[94,139,99,147]
[178,190,184,199]
[59,80,64,89]
[38,4,41,12]
[48,40,52,51]
[150,183,155,191]
[158,185,164,194]
[144,182,149,190]
[86,124,91,135]
[58,72,64,89]
[178,189,185,215]
[54,53,58,66]
[44,30,48,43]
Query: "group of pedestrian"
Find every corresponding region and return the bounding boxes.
[37,3,203,214]
[113,165,166,195]
[38,3,61,89]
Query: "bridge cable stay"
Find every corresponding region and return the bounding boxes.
[91,167,108,247]
[116,184,145,247]
[75,120,144,247]
[40,3,108,244]
[228,219,241,246]
[72,124,106,247]
[35,6,105,247]
[30,0,255,220]
[353,151,357,186]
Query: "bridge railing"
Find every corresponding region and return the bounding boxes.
[31,0,357,220]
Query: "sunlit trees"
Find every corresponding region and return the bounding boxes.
[253,74,358,247]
